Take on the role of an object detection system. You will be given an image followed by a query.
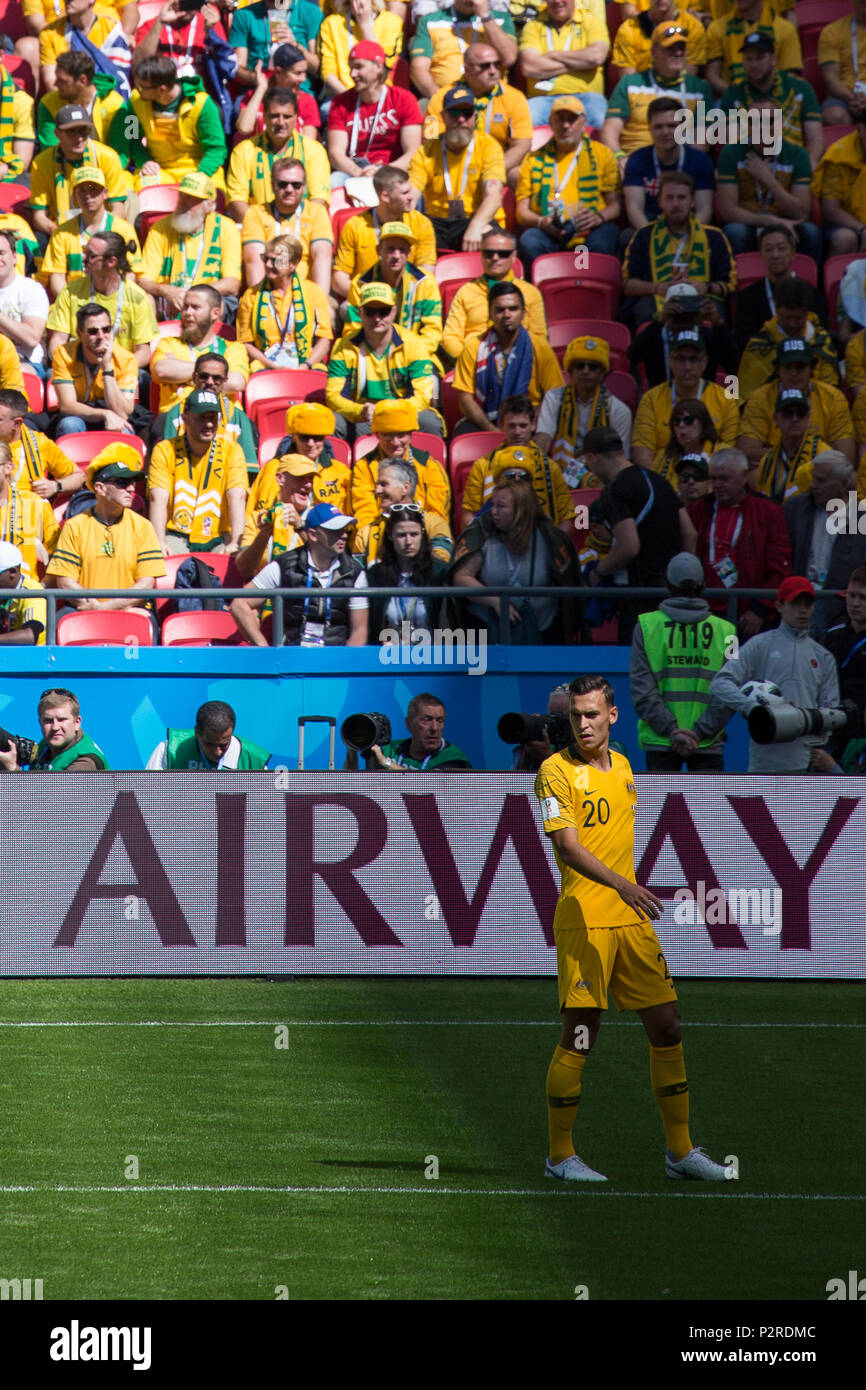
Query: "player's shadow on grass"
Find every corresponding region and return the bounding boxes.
[319,1159,488,1175]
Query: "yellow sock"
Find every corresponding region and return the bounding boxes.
[650,1043,692,1161]
[546,1046,587,1163]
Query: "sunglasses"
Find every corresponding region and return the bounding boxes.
[482,249,512,259]
[275,180,304,190]
[361,305,391,315]
[780,407,809,419]
[390,502,423,514]
[678,471,701,483]
[673,413,697,425]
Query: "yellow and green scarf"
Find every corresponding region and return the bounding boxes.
[252,275,310,358]
[0,66,22,179]
[551,385,609,473]
[649,215,711,312]
[161,213,224,286]
[758,429,821,503]
[530,135,600,217]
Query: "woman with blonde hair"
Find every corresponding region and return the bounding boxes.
[236,233,333,372]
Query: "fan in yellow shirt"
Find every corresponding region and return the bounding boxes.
[408,85,506,250]
[236,234,333,373]
[225,89,331,222]
[350,400,451,527]
[332,164,437,298]
[0,544,47,646]
[241,158,333,296]
[535,672,730,1185]
[453,280,563,432]
[0,442,60,579]
[138,173,242,319]
[148,390,249,555]
[631,329,739,467]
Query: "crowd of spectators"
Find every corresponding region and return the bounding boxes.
[0,0,864,766]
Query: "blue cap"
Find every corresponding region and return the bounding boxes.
[305,501,356,530]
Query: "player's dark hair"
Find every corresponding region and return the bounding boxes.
[193,352,229,377]
[568,675,616,708]
[92,230,135,275]
[134,55,178,89]
[647,96,683,122]
[196,701,236,736]
[272,44,306,70]
[76,301,111,330]
[375,509,435,588]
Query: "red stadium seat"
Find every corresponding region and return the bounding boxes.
[0,2,27,42]
[0,182,29,215]
[154,553,234,612]
[54,431,146,466]
[245,368,326,428]
[531,125,552,151]
[354,431,446,465]
[136,0,166,24]
[797,1,850,61]
[823,124,855,151]
[733,252,819,290]
[502,186,515,231]
[533,251,623,319]
[440,375,463,435]
[451,456,475,524]
[448,430,504,483]
[56,608,155,647]
[825,253,862,329]
[546,319,630,371]
[161,611,245,646]
[138,185,180,245]
[606,370,639,415]
[150,319,181,345]
[332,206,363,241]
[20,369,43,414]
[802,56,826,104]
[0,55,33,96]
[605,0,623,45]
[436,252,526,314]
[45,379,58,411]
[572,486,602,550]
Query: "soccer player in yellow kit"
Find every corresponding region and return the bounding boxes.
[535,674,732,1183]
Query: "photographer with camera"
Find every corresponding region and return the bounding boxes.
[343,693,472,771]
[500,683,571,772]
[711,576,841,773]
[0,687,108,772]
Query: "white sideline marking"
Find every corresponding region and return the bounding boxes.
[0,1020,862,1030]
[0,1184,860,1201]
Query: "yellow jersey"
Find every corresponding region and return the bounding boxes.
[47,508,166,588]
[535,746,643,933]
[148,435,249,545]
[241,199,332,284]
[408,131,506,223]
[334,207,436,282]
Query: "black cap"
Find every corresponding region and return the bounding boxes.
[742,31,775,53]
[675,452,709,478]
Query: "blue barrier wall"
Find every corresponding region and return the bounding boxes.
[0,647,752,771]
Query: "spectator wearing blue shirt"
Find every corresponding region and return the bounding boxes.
[621,97,715,251]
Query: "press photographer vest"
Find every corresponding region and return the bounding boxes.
[637,609,734,749]
[31,731,108,771]
[276,547,363,646]
[165,729,269,770]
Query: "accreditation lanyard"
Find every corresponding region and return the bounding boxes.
[652,146,684,187]
[552,146,581,205]
[348,85,388,161]
[647,70,687,101]
[164,17,199,77]
[441,134,475,203]
[708,501,743,567]
[396,743,442,769]
[670,378,704,407]
[89,276,124,338]
[764,276,776,319]
[269,289,294,348]
[853,17,861,82]
[179,230,206,286]
[303,559,336,621]
[546,21,576,54]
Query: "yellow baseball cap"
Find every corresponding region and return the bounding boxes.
[71,165,106,190]
[564,335,610,371]
[651,21,688,47]
[550,96,586,118]
[285,401,336,436]
[372,400,418,432]
[360,282,396,308]
[178,171,215,200]
[275,453,320,478]
[378,220,416,245]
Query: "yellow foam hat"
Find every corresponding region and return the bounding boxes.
[372,400,418,432]
[489,445,537,480]
[285,401,336,436]
[564,335,610,371]
[85,443,143,492]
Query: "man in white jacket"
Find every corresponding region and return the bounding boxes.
[711,576,840,773]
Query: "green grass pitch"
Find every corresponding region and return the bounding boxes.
[0,977,860,1301]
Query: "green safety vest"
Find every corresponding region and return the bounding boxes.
[31,731,109,771]
[165,729,269,770]
[637,609,735,749]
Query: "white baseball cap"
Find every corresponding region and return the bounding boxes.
[0,540,23,573]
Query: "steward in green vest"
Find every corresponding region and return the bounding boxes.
[630,553,735,772]
[164,728,269,770]
[31,731,108,771]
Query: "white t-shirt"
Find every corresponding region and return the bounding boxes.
[0,275,50,366]
[536,386,633,459]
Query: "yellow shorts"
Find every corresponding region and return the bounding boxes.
[556,921,678,1013]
